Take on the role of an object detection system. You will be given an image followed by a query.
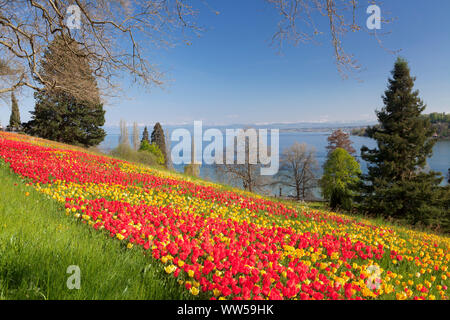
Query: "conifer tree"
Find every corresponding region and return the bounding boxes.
[151,122,167,167]
[141,126,150,144]
[25,35,105,147]
[9,92,20,131]
[359,57,448,228]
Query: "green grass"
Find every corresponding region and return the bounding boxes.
[0,161,193,300]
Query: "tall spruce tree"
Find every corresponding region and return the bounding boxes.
[151,122,167,167]
[141,126,150,144]
[25,35,105,147]
[9,92,20,131]
[359,57,448,229]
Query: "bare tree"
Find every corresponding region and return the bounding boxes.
[0,56,24,103]
[0,0,397,102]
[215,129,273,194]
[165,128,174,170]
[184,135,200,176]
[277,142,318,200]
[266,0,396,78]
[119,119,129,146]
[0,0,202,101]
[132,121,139,150]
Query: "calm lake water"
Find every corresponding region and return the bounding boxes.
[100,127,450,194]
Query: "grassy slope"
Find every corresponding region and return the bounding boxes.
[0,133,448,300]
[0,161,192,300]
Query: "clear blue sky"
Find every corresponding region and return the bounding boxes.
[1,0,449,127]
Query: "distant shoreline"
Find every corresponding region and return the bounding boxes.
[279,126,361,133]
[350,126,450,141]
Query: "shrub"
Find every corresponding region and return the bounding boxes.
[139,140,165,165]
[320,148,361,211]
[110,143,159,167]
[184,163,200,177]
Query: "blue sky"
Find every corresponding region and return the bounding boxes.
[1,0,449,127]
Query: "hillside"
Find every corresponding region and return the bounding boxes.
[0,131,449,300]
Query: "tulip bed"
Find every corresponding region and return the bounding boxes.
[0,131,449,300]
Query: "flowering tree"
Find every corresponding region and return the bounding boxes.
[326,129,356,156]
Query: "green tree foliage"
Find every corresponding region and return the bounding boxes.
[320,148,361,211]
[151,122,167,167]
[8,92,20,131]
[26,92,106,147]
[359,57,449,230]
[141,126,150,143]
[24,35,105,147]
[111,143,159,167]
[426,112,450,124]
[139,140,165,165]
[424,112,449,139]
[352,112,449,140]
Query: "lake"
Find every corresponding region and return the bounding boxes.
[99,127,449,196]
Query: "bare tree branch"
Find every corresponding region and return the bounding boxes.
[266,0,396,78]
[0,0,202,102]
[277,142,318,200]
[0,0,398,102]
[215,129,273,194]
